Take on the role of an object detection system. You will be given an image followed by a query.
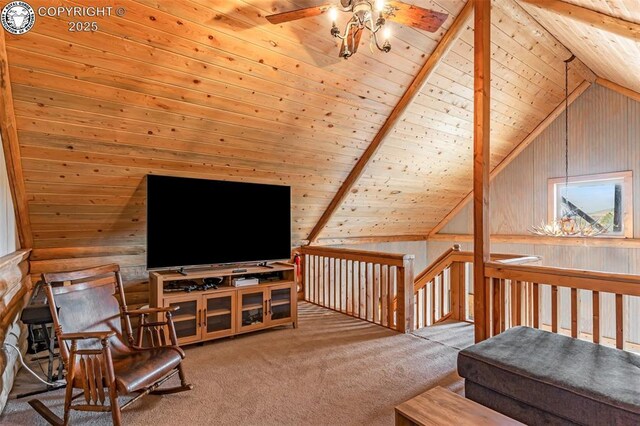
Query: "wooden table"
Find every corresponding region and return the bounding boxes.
[395,386,524,426]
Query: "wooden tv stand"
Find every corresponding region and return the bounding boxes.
[149,262,297,345]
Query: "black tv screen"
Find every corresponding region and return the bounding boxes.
[146,175,291,269]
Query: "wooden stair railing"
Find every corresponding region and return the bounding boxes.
[298,246,415,332]
[412,246,540,331]
[297,245,539,334]
[484,262,640,352]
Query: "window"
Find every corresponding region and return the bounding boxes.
[548,171,633,238]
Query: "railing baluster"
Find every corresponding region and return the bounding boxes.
[551,285,558,333]
[328,258,333,310]
[336,259,341,312]
[513,280,522,326]
[592,291,600,344]
[430,280,436,325]
[374,264,381,324]
[492,278,501,337]
[421,291,425,328]
[413,290,422,330]
[343,259,347,312]
[381,265,388,327]
[315,256,320,305]
[450,262,461,321]
[571,288,578,338]
[324,257,330,307]
[500,279,506,332]
[360,262,366,320]
[351,260,357,317]
[308,255,312,301]
[616,294,623,350]
[388,266,394,328]
[533,283,539,329]
[438,272,444,320]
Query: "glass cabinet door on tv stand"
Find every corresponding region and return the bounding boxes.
[237,288,267,333]
[203,291,236,339]
[163,294,202,345]
[268,283,294,326]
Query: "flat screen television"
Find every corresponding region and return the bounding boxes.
[146,175,291,270]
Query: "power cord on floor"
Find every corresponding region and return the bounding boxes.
[2,334,66,387]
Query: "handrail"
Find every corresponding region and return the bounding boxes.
[494,256,541,265]
[299,245,413,267]
[484,261,640,351]
[414,248,540,292]
[413,245,460,289]
[485,261,640,296]
[409,246,539,330]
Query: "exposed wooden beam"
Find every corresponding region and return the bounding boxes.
[0,31,32,249]
[473,0,491,343]
[429,79,592,236]
[520,0,640,41]
[429,233,640,249]
[306,0,475,243]
[596,77,640,103]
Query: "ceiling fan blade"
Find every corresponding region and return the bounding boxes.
[266,3,334,25]
[386,1,448,32]
[338,26,363,58]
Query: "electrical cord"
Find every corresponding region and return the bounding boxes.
[2,338,66,387]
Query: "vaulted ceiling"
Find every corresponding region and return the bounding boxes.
[521,0,640,94]
[3,0,638,278]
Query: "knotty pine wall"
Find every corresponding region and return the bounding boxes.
[431,83,640,344]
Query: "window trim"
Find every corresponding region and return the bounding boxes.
[547,171,633,238]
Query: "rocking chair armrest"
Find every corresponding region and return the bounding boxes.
[59,331,116,341]
[126,307,179,316]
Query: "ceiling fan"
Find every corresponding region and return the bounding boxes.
[266,0,449,59]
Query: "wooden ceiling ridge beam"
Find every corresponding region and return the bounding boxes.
[428,78,592,237]
[519,0,640,41]
[306,0,475,244]
[0,31,33,249]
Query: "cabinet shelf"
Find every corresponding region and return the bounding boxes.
[271,300,290,307]
[242,303,264,312]
[173,314,197,322]
[207,308,231,317]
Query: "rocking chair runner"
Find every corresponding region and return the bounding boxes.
[30,264,193,425]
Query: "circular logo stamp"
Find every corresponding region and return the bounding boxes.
[1,1,35,35]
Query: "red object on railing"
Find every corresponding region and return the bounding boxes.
[293,253,301,280]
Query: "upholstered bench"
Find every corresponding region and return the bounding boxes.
[457,326,640,425]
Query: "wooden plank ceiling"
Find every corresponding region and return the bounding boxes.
[319,0,590,241]
[519,0,640,94]
[4,0,601,278]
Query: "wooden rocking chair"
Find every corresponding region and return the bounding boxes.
[29,264,193,425]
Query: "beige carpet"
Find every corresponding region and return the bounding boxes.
[2,303,472,426]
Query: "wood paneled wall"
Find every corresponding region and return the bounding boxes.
[0,139,17,256]
[432,83,640,343]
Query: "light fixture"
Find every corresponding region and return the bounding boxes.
[329,0,391,59]
[529,55,608,237]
